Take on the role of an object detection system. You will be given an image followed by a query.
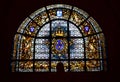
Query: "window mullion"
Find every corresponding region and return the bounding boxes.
[67,6,73,72]
[45,6,51,72]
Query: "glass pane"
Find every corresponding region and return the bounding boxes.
[51,61,68,72]
[69,23,82,37]
[79,21,96,36]
[13,34,22,59]
[37,23,50,37]
[98,33,106,59]
[52,20,67,37]
[15,61,19,72]
[19,61,33,72]
[70,61,85,72]
[32,11,49,26]
[70,38,84,59]
[70,11,85,26]
[88,17,102,32]
[35,39,49,59]
[48,8,70,20]
[34,61,49,72]
[24,21,40,36]
[86,60,101,71]
[85,35,101,59]
[51,38,68,59]
[19,36,34,60]
[73,7,89,18]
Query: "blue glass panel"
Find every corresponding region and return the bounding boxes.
[57,10,62,17]
[84,26,89,32]
[30,26,35,32]
[56,40,64,51]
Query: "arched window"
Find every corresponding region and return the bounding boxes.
[11,4,107,72]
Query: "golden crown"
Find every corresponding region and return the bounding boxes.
[55,27,64,36]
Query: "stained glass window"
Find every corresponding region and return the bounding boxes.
[11,4,107,72]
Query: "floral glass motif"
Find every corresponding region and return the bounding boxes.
[70,11,85,26]
[34,61,49,72]
[86,60,101,71]
[19,36,34,60]
[19,61,33,72]
[11,4,107,72]
[31,11,49,26]
[70,61,85,72]
[85,35,100,59]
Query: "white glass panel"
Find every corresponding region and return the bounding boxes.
[37,23,50,37]
[69,23,82,37]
